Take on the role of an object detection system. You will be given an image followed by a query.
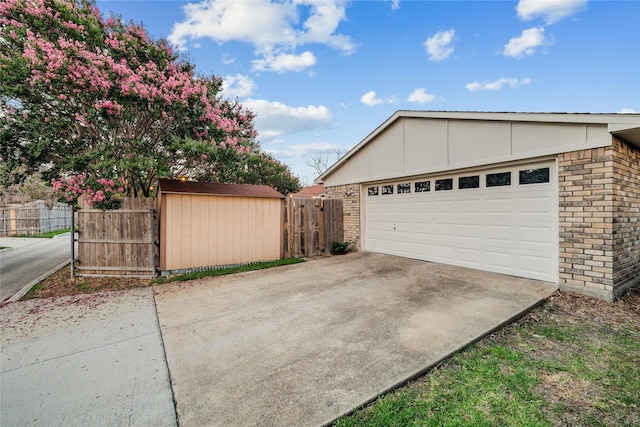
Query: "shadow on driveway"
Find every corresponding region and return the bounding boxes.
[154,252,556,426]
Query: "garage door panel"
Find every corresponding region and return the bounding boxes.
[485,198,514,214]
[518,226,554,245]
[433,223,455,237]
[517,254,551,278]
[458,247,483,265]
[364,161,558,283]
[459,199,481,213]
[414,202,432,213]
[414,222,431,234]
[486,251,514,270]
[518,195,554,215]
[434,201,455,213]
[459,223,482,239]
[485,224,514,242]
[396,222,412,233]
[431,245,456,263]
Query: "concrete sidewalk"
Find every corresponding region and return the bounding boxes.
[0,288,176,427]
[154,252,556,426]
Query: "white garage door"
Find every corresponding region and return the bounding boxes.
[364,162,558,283]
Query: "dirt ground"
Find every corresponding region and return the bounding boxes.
[22,265,153,299]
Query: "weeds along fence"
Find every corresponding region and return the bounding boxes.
[76,197,157,278]
[283,197,343,258]
[0,201,72,236]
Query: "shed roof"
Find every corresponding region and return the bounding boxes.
[158,179,284,199]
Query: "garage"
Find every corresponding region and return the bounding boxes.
[364,161,557,282]
[318,111,640,301]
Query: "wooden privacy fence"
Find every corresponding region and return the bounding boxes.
[283,197,343,258]
[76,197,157,278]
[0,201,72,236]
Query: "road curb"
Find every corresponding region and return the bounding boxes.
[4,259,74,305]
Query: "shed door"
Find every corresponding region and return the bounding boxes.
[364,162,558,282]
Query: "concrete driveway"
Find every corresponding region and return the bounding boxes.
[155,252,556,426]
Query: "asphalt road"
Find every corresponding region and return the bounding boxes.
[0,234,76,302]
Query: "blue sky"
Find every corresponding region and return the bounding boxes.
[95,0,640,184]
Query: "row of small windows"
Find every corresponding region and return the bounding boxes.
[368,167,549,196]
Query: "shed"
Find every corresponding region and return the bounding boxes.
[158,179,284,273]
[317,111,640,301]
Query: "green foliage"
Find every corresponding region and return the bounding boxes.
[0,0,301,196]
[153,258,306,284]
[330,241,351,255]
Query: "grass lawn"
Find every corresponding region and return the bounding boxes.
[11,228,73,238]
[335,288,640,427]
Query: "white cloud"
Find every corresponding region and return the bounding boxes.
[390,0,400,11]
[517,0,587,25]
[168,0,355,72]
[242,99,333,140]
[424,29,455,61]
[252,51,317,73]
[222,53,235,65]
[407,88,436,104]
[466,77,532,91]
[503,27,552,58]
[618,108,639,114]
[221,74,255,98]
[266,142,348,159]
[360,91,386,106]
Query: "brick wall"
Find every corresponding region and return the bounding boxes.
[558,146,615,300]
[325,183,361,250]
[611,137,640,294]
[558,137,640,301]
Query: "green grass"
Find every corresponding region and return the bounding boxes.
[153,258,306,284]
[23,283,42,298]
[335,297,640,427]
[11,228,74,238]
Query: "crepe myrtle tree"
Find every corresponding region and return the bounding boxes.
[0,0,296,198]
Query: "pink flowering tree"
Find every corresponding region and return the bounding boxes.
[0,0,275,197]
[52,173,125,209]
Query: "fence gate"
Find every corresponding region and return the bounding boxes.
[283,197,343,258]
[76,198,157,278]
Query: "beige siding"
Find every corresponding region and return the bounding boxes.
[323,116,617,187]
[160,193,282,271]
[404,119,448,174]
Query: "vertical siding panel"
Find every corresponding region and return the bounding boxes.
[217,197,226,266]
[226,197,235,265]
[240,197,246,262]
[204,197,218,265]
[233,197,241,263]
[193,194,205,267]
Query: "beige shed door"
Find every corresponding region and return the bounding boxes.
[364,162,558,283]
